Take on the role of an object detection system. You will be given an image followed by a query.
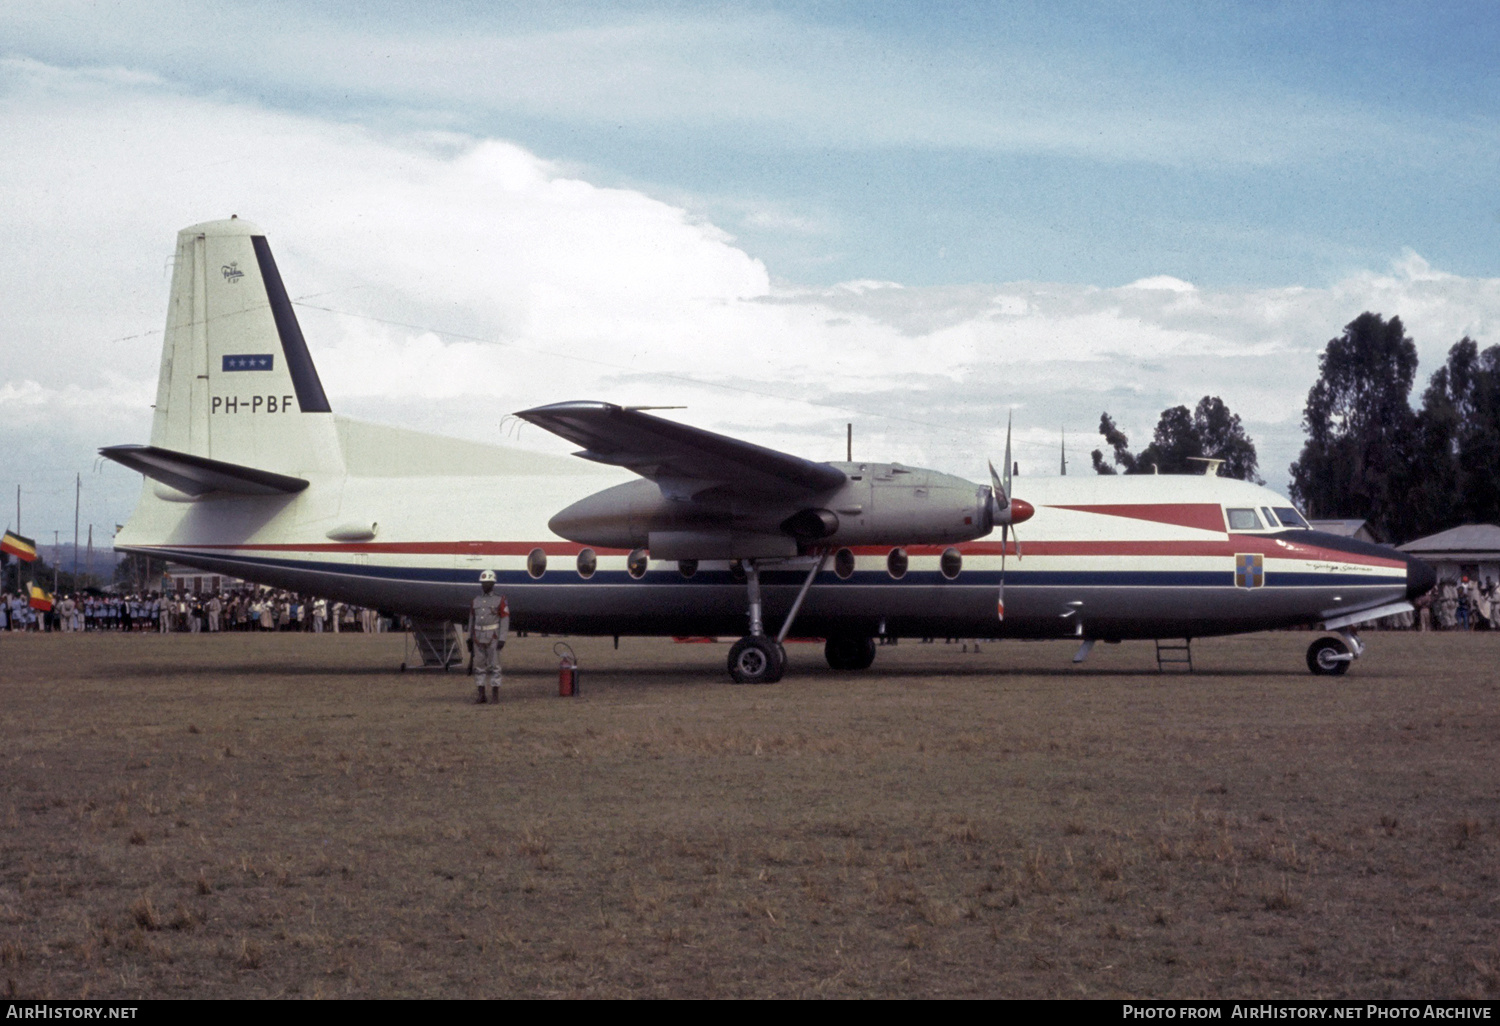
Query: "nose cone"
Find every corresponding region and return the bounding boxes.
[1010,498,1035,525]
[1405,555,1437,600]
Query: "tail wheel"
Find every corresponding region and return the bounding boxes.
[1307,637,1351,676]
[728,636,784,684]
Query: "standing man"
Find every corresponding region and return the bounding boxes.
[468,569,509,705]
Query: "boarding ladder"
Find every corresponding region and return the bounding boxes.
[401,620,465,672]
[1154,639,1194,673]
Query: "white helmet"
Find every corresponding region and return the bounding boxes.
[478,570,497,583]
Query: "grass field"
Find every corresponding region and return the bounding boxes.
[1,629,1497,999]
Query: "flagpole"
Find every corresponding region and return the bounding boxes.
[73,473,80,580]
[87,524,93,587]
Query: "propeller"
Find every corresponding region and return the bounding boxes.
[988,415,1034,621]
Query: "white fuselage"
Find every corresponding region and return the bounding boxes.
[116,417,1417,641]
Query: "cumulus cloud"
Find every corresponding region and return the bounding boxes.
[3,57,1498,536]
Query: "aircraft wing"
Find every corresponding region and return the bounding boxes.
[515,401,846,500]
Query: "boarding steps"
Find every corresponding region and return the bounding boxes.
[401,621,464,672]
[1154,639,1194,673]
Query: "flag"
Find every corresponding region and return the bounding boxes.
[2,530,37,562]
[28,584,53,612]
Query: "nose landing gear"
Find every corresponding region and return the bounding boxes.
[1307,629,1363,676]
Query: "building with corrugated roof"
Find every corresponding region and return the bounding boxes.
[1308,519,1384,544]
[1398,524,1500,586]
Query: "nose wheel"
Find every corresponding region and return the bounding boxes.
[1306,636,1352,675]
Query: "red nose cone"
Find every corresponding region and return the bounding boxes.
[1010,498,1035,525]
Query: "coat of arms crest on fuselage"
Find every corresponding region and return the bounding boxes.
[1235,552,1265,588]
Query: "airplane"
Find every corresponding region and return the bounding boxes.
[105,218,1436,683]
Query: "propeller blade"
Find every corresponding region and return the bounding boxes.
[1003,414,1014,507]
[997,523,1008,621]
[988,459,1007,507]
[993,412,1027,619]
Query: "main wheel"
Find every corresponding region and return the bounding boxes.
[825,635,877,671]
[1306,637,1351,676]
[728,636,785,684]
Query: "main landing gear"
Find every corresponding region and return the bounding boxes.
[727,554,827,684]
[1306,629,1364,676]
[824,635,876,671]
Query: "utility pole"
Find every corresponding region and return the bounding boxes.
[846,423,852,463]
[86,524,93,587]
[1060,428,1068,476]
[54,530,60,593]
[73,473,80,578]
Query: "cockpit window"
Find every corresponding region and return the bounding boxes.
[1261,507,1280,527]
[1226,508,1263,531]
[1272,507,1309,529]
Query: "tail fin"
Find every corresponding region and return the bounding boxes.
[150,218,344,477]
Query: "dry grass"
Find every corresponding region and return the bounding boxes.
[0,629,1497,998]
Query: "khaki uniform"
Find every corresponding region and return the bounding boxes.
[469,592,510,697]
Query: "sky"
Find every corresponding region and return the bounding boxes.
[2,1,1498,552]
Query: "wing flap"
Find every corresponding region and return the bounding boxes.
[100,444,309,497]
[516,401,846,497]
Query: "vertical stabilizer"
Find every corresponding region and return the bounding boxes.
[151,219,344,477]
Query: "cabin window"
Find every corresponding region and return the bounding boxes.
[576,548,596,579]
[886,547,908,579]
[1272,507,1310,529]
[834,548,856,580]
[940,547,963,580]
[627,548,649,579]
[1226,508,1263,531]
[678,560,697,579]
[527,547,547,579]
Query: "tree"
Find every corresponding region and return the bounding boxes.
[1091,397,1262,481]
[1415,337,1500,532]
[1289,313,1419,540]
[1090,413,1137,475]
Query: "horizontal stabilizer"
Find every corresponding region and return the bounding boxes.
[100,444,309,497]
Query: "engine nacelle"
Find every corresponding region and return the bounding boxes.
[546,461,998,557]
[805,462,995,546]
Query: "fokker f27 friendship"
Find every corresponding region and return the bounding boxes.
[106,219,1436,682]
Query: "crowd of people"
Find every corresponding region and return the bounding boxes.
[0,588,392,634]
[1417,576,1499,631]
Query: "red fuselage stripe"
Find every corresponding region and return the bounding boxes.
[1045,503,1228,532]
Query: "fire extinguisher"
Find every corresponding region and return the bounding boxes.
[555,642,580,697]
